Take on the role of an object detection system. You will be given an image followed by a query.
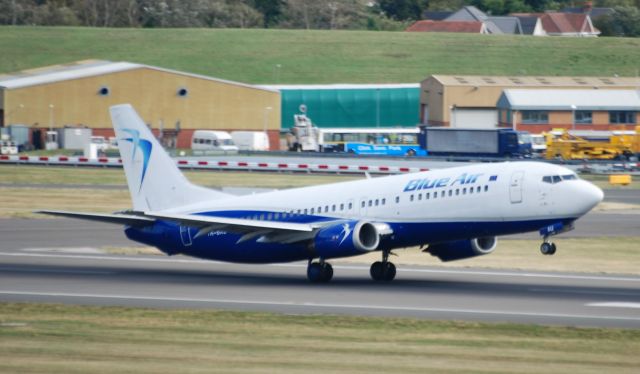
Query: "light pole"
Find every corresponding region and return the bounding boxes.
[48,104,55,132]
[263,106,272,149]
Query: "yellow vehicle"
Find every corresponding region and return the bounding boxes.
[544,128,636,160]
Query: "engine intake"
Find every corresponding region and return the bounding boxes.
[427,237,497,262]
[313,221,391,259]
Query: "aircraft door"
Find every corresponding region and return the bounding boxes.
[179,225,193,247]
[509,171,524,204]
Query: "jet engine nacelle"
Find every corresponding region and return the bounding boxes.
[312,221,391,259]
[427,237,497,262]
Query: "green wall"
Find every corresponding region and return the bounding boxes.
[278,86,420,129]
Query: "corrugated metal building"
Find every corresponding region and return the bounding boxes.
[262,84,420,129]
[421,75,640,129]
[496,89,640,132]
[0,60,281,149]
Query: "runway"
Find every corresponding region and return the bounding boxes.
[0,248,639,328]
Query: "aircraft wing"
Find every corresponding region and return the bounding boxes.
[37,210,331,244]
[36,210,156,226]
[142,211,325,243]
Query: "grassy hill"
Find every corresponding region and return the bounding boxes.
[1,26,640,84]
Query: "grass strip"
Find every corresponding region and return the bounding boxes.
[0,302,638,374]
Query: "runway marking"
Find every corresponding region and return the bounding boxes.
[2,252,640,283]
[0,290,639,323]
[587,302,640,309]
[528,288,640,297]
[0,267,113,275]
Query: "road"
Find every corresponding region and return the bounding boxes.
[0,248,638,328]
[0,210,639,328]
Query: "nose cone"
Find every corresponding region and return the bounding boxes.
[579,181,604,214]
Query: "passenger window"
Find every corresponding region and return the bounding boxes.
[318,206,322,213]
[267,213,273,220]
[348,202,353,209]
[382,198,386,205]
[476,186,481,193]
[395,196,400,203]
[426,192,430,199]
[418,193,422,201]
[410,195,414,202]
[340,203,344,211]
[484,185,488,192]
[455,189,459,196]
[441,191,445,197]
[260,214,265,220]
[274,213,279,220]
[448,190,452,197]
[332,204,336,212]
[361,201,365,208]
[324,206,328,213]
[310,208,314,214]
[368,200,372,207]
[375,199,379,206]
[462,188,466,195]
[302,209,306,215]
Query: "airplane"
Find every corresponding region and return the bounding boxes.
[39,104,604,283]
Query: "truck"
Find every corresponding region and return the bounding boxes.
[418,127,532,158]
[230,131,270,151]
[191,130,239,152]
[286,114,320,152]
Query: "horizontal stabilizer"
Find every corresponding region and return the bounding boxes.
[36,210,155,226]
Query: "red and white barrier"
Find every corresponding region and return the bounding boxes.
[0,154,428,175]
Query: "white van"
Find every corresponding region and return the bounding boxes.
[230,131,269,151]
[191,130,239,152]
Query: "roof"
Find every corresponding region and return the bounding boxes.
[406,20,484,33]
[486,16,523,34]
[0,60,278,93]
[497,89,640,111]
[514,16,540,35]
[446,6,488,22]
[562,6,614,19]
[426,75,640,87]
[260,84,419,90]
[422,11,454,21]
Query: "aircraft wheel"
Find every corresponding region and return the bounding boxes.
[383,262,396,281]
[307,262,333,283]
[370,261,384,281]
[540,242,556,256]
[321,262,333,282]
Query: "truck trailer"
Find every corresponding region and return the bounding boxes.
[419,127,532,158]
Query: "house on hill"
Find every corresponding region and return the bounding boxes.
[406,20,486,34]
[561,1,614,21]
[513,12,600,37]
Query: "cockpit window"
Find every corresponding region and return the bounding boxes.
[543,174,578,184]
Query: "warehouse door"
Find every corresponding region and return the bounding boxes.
[451,109,497,128]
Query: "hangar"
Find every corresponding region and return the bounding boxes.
[421,75,640,129]
[0,60,280,149]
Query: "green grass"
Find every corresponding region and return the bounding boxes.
[1,27,640,83]
[0,303,638,373]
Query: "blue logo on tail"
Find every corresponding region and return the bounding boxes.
[121,128,152,192]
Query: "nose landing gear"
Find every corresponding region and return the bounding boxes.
[540,240,557,255]
[370,250,396,281]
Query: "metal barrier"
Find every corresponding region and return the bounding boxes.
[0,154,428,175]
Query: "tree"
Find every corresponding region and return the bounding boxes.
[252,0,285,27]
[594,6,640,36]
[378,0,428,21]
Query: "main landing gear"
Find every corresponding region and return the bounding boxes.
[540,239,557,255]
[307,260,333,283]
[370,250,396,281]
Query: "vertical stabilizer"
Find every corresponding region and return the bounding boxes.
[110,104,230,212]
